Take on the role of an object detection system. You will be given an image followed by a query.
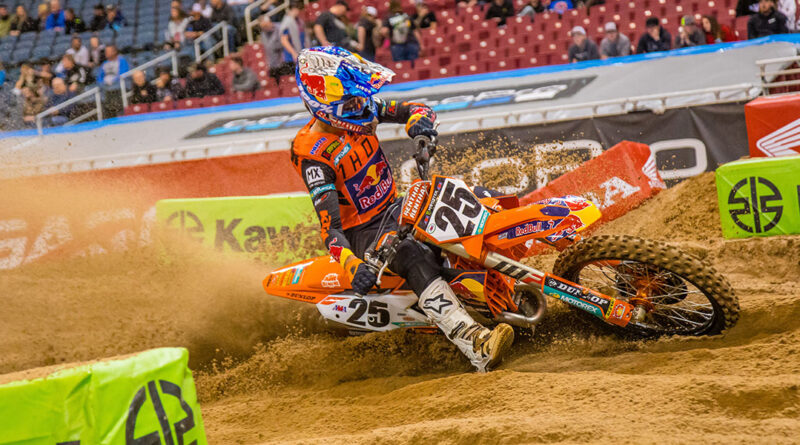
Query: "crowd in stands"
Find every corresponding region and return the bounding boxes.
[1,0,800,130]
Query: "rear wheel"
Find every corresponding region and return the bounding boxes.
[552,235,739,337]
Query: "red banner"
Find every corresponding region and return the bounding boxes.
[745,94,800,158]
[0,151,305,270]
[521,141,666,224]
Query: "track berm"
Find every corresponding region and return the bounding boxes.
[2,172,799,444]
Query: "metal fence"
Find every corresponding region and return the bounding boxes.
[245,0,289,45]
[757,54,800,96]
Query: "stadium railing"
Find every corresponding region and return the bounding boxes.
[194,21,231,64]
[35,86,104,136]
[245,0,291,45]
[757,55,800,96]
[119,51,180,110]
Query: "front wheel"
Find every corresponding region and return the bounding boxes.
[552,235,739,337]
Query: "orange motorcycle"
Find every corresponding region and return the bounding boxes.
[263,137,739,338]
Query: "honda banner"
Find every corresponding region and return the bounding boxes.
[744,94,800,158]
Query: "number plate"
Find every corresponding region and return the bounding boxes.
[417,177,490,243]
[316,294,432,331]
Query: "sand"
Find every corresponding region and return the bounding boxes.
[2,172,799,444]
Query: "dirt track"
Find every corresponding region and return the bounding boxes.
[2,173,800,444]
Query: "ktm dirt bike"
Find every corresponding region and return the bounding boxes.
[263,136,739,338]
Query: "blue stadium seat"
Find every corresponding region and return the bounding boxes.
[115,34,136,51]
[32,46,51,61]
[0,41,15,53]
[15,40,35,50]
[135,30,156,46]
[55,34,73,45]
[53,41,71,54]
[17,32,37,42]
[10,48,31,64]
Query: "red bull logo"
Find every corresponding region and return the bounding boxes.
[450,275,486,300]
[354,160,388,197]
[301,71,327,101]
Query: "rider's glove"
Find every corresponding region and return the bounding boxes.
[341,248,377,295]
[406,112,438,139]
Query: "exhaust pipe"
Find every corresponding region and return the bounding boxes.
[495,286,548,328]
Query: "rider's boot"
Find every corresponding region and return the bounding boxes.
[418,278,514,372]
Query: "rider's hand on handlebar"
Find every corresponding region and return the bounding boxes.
[406,114,438,140]
[350,263,378,295]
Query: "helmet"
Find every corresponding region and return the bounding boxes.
[296,46,395,135]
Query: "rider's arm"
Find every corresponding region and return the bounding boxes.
[299,158,364,265]
[376,99,437,138]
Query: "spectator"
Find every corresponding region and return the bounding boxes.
[57,54,92,93]
[130,70,157,104]
[278,1,307,65]
[0,4,11,37]
[97,45,129,87]
[701,15,736,43]
[10,5,38,35]
[259,0,285,23]
[735,0,759,16]
[65,36,90,67]
[45,0,65,31]
[229,55,259,92]
[357,6,380,61]
[748,0,788,38]
[517,0,546,19]
[164,7,189,48]
[89,3,106,31]
[548,0,573,15]
[260,14,283,74]
[36,3,49,31]
[105,5,125,31]
[88,35,106,67]
[210,0,235,25]
[44,77,75,126]
[186,4,213,40]
[185,63,225,97]
[412,3,437,29]
[636,17,671,53]
[675,15,705,48]
[16,64,47,125]
[485,0,515,26]
[314,0,354,49]
[0,59,5,86]
[778,0,796,30]
[64,8,85,33]
[599,22,631,59]
[154,67,184,101]
[383,0,421,62]
[567,26,599,62]
[192,0,213,18]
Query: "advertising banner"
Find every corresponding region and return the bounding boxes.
[383,102,749,194]
[715,155,800,239]
[745,94,800,158]
[156,194,321,262]
[0,151,303,271]
[520,141,666,221]
[0,348,206,445]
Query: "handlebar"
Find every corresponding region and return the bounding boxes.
[412,135,437,182]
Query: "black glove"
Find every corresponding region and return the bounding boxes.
[350,262,378,295]
[406,114,438,139]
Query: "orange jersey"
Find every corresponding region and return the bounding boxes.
[291,119,397,230]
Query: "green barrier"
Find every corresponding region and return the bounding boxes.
[716,155,800,239]
[156,193,323,262]
[0,348,206,445]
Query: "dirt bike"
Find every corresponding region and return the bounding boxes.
[263,136,739,338]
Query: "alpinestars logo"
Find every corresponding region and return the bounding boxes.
[422,294,453,315]
[757,118,800,157]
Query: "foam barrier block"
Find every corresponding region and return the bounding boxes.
[715,155,800,239]
[0,348,207,445]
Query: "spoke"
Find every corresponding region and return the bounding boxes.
[651,303,713,318]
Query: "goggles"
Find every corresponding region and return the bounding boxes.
[338,96,370,118]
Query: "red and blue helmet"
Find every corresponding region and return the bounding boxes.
[296,46,395,135]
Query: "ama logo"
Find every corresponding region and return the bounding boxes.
[346,152,394,213]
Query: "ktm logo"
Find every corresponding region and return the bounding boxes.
[757,118,800,157]
[728,176,783,233]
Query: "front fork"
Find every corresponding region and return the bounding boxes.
[441,243,637,328]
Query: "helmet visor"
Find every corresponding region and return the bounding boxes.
[339,96,369,118]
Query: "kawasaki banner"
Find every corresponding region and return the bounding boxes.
[156,193,322,262]
[715,156,800,239]
[382,102,749,194]
[0,348,206,445]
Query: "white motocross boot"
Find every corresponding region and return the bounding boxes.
[418,278,515,372]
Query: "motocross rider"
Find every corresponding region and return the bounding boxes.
[290,46,514,372]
